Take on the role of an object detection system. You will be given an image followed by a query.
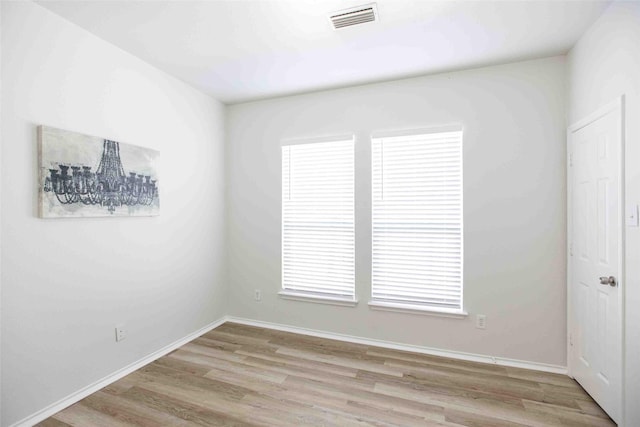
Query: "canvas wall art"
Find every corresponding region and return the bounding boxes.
[38,126,160,218]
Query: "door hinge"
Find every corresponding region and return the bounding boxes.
[569,333,573,347]
[569,152,573,167]
[569,243,573,256]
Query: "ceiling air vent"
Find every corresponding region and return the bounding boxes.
[329,3,378,30]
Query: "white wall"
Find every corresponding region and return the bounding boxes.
[226,57,567,367]
[568,2,640,425]
[0,2,227,425]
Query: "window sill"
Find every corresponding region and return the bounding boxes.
[368,300,468,319]
[278,291,358,307]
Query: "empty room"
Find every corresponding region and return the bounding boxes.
[1,0,639,426]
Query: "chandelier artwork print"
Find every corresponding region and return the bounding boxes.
[38,126,160,218]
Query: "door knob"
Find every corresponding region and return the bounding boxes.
[599,276,617,287]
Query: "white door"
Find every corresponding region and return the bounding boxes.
[569,99,623,424]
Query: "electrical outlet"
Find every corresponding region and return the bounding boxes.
[476,315,486,329]
[254,289,261,302]
[627,205,639,227]
[115,324,127,342]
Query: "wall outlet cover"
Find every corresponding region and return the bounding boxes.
[476,315,486,329]
[115,325,127,342]
[627,205,639,227]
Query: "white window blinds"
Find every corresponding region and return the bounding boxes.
[371,129,463,311]
[282,137,355,300]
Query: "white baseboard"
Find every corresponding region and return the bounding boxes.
[11,316,228,427]
[226,316,568,375]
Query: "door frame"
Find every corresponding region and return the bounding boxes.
[566,95,625,423]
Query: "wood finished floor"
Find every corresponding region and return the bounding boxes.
[38,323,615,427]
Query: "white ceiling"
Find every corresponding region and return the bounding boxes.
[36,0,611,104]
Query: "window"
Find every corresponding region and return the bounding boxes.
[371,128,463,313]
[281,137,355,303]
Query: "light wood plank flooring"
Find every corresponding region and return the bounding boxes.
[38,322,615,426]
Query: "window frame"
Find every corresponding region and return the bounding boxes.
[369,126,466,317]
[279,134,357,306]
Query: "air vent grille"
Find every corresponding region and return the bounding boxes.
[329,4,378,29]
